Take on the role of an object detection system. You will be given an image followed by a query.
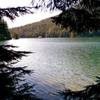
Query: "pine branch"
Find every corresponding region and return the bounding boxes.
[0,6,33,20]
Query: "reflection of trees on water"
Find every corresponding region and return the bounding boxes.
[60,77,100,100]
[0,45,41,100]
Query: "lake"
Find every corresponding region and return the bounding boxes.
[2,38,100,100]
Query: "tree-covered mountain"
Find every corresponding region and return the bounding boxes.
[10,18,68,38]
[10,18,100,39]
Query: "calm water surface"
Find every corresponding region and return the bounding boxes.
[3,38,100,100]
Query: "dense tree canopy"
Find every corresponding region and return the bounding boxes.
[52,0,100,36]
[52,7,100,36]
[32,0,100,37]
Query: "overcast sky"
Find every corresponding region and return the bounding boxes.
[0,0,61,28]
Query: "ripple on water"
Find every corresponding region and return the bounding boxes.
[3,38,100,99]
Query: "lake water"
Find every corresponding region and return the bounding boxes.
[2,38,100,100]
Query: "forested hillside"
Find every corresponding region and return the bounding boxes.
[10,18,68,38]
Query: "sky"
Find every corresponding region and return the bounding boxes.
[0,0,61,28]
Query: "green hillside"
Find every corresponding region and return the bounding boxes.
[10,18,68,38]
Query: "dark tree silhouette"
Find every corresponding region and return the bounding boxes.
[60,77,100,100]
[0,7,33,20]
[0,2,42,99]
[52,0,100,37]
[52,7,100,37]
[32,0,100,37]
[0,19,11,40]
[0,45,42,100]
[0,4,34,40]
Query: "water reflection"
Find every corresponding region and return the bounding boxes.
[0,45,41,100]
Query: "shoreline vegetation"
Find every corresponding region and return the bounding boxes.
[9,18,100,39]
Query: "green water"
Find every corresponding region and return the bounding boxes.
[3,38,100,100]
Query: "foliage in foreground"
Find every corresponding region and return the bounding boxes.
[32,0,100,37]
[52,0,100,37]
[0,45,41,100]
[60,77,100,100]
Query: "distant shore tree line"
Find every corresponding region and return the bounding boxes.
[10,18,100,39]
[0,0,100,41]
[0,0,100,40]
[10,18,68,38]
